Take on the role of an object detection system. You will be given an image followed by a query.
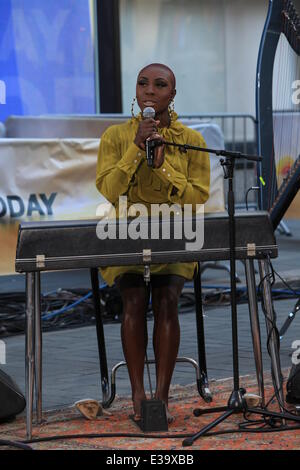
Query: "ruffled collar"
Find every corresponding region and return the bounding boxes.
[131,111,185,138]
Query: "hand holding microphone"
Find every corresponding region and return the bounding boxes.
[134,107,165,168]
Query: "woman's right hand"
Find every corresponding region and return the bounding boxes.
[134,119,160,150]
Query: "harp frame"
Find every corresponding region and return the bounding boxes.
[256,0,300,220]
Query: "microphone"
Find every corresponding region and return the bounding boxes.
[143,106,155,120]
[143,107,156,167]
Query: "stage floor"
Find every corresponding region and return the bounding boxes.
[1,370,299,450]
[0,220,300,450]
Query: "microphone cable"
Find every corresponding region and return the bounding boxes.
[2,420,300,449]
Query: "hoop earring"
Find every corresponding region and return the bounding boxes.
[131,97,137,117]
[168,99,175,122]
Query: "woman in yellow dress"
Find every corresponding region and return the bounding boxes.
[96,63,210,422]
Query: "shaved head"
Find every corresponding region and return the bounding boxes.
[138,63,176,89]
[136,63,176,123]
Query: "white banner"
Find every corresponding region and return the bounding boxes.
[0,138,101,220]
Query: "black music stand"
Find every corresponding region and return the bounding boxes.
[181,151,254,445]
[165,147,300,447]
[279,297,300,339]
[162,140,300,445]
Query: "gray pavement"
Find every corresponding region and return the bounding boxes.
[1,220,300,411]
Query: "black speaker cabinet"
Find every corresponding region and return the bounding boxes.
[286,363,300,404]
[0,369,26,422]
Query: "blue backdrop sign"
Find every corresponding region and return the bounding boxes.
[0,0,96,122]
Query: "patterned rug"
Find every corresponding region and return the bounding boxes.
[1,371,300,450]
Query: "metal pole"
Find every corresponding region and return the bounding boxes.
[34,272,42,423]
[193,264,212,402]
[245,259,265,405]
[258,259,285,411]
[227,166,240,391]
[90,268,109,403]
[25,273,35,440]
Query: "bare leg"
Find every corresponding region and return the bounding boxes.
[116,274,149,418]
[151,275,185,422]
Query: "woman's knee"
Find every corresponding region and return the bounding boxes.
[122,289,148,316]
[152,287,180,317]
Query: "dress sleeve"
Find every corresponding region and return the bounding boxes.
[96,127,146,204]
[153,131,210,209]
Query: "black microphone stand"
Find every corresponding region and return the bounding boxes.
[161,141,300,446]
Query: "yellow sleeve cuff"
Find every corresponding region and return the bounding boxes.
[116,142,146,179]
[153,159,187,198]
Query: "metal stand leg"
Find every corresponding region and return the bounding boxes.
[90,269,110,406]
[258,260,285,410]
[193,264,212,402]
[277,220,292,237]
[183,409,235,446]
[245,259,265,405]
[25,273,35,440]
[34,272,42,424]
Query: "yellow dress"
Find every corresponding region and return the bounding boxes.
[96,113,210,286]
